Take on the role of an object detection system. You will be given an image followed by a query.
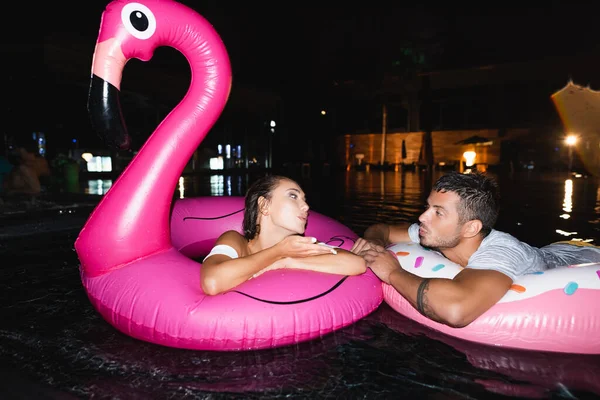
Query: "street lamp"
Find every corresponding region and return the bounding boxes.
[565,134,578,172]
[268,120,276,169]
[462,151,476,172]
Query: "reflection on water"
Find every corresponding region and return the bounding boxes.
[554,177,596,242]
[317,169,599,246]
[339,170,426,232]
[210,174,224,196]
[563,179,573,214]
[207,175,243,196]
[556,179,578,239]
[11,170,596,398]
[96,170,600,246]
[178,176,185,199]
[84,179,113,195]
[597,185,600,225]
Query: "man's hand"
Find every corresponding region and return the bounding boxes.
[359,248,401,284]
[351,237,386,254]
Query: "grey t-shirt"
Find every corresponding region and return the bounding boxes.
[407,223,600,281]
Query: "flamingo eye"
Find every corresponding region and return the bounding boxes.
[121,3,156,40]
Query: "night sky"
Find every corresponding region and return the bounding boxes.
[183,1,600,91]
[39,0,600,91]
[7,0,600,150]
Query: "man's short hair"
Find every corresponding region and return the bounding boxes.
[432,172,500,237]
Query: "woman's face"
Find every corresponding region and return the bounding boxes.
[264,179,309,235]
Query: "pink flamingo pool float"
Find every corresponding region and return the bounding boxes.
[74,0,382,351]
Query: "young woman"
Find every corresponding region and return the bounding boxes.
[201,175,367,295]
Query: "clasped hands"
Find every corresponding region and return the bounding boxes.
[351,238,400,284]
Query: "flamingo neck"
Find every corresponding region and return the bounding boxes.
[77,52,230,277]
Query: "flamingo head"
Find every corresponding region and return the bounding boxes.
[88,0,228,150]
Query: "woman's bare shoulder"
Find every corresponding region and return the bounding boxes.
[214,230,249,257]
[216,230,246,246]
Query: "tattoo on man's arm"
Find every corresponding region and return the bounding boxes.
[416,278,440,321]
[416,278,429,314]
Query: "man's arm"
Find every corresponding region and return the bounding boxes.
[364,250,513,327]
[364,222,412,245]
[352,222,412,254]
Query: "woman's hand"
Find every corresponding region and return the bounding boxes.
[275,235,337,258]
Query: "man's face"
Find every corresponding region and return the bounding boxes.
[417,190,464,249]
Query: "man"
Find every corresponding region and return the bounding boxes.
[351,172,600,328]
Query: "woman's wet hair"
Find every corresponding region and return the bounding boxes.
[243,174,291,240]
[433,172,500,237]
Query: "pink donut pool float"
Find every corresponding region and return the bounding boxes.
[384,242,600,354]
[74,0,382,351]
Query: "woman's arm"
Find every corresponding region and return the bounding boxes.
[264,248,367,277]
[201,232,339,295]
[201,231,280,295]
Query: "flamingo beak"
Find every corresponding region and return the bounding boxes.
[87,74,132,150]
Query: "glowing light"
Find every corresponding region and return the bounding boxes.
[321,110,327,115]
[270,120,276,128]
[87,156,112,172]
[463,151,476,167]
[559,214,571,219]
[565,134,578,146]
[81,152,94,162]
[209,156,223,170]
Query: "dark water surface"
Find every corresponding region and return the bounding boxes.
[1,169,600,399]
